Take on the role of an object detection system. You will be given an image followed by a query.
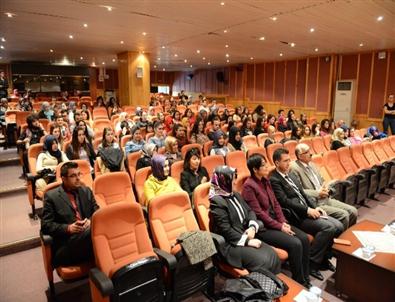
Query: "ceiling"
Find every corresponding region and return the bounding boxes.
[1,0,395,71]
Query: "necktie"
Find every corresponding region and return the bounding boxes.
[284,175,308,206]
[306,165,321,190]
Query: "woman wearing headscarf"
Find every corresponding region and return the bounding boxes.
[209,166,281,274]
[227,126,243,152]
[368,125,387,141]
[36,135,69,192]
[136,143,157,170]
[143,154,183,206]
[210,130,230,156]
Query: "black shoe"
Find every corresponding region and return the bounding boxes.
[310,269,324,281]
[320,260,336,272]
[303,281,313,289]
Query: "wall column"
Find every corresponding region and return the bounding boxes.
[117,51,150,106]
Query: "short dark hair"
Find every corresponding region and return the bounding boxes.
[60,161,79,177]
[273,148,289,164]
[183,147,201,170]
[247,153,265,175]
[153,121,163,130]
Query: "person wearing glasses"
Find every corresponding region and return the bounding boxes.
[41,162,99,267]
[290,143,357,230]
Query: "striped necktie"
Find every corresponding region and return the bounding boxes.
[284,175,308,206]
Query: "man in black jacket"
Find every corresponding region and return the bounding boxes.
[270,148,343,281]
[41,161,99,266]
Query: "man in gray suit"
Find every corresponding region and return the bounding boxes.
[291,143,357,229]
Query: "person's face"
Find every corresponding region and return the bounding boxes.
[339,130,345,139]
[56,117,63,125]
[62,112,68,120]
[202,100,207,106]
[270,116,275,124]
[78,122,86,131]
[155,124,164,135]
[176,127,185,137]
[198,121,204,132]
[255,159,269,179]
[247,120,252,129]
[235,132,241,141]
[350,129,355,137]
[163,160,170,176]
[296,128,302,136]
[52,128,60,139]
[304,127,311,135]
[62,167,82,190]
[187,110,192,117]
[190,155,200,171]
[81,112,88,120]
[51,141,58,152]
[171,140,179,152]
[81,104,87,110]
[105,130,114,143]
[0,72,4,78]
[298,148,312,164]
[77,130,85,144]
[388,95,394,103]
[276,153,291,173]
[291,113,295,120]
[218,136,225,146]
[213,121,220,131]
[175,112,180,120]
[133,129,142,141]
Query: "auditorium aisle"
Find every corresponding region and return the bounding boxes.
[1,146,394,301]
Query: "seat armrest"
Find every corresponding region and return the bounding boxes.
[354,173,366,180]
[333,179,353,187]
[210,232,225,248]
[360,168,376,175]
[26,172,38,182]
[40,232,53,245]
[154,248,177,271]
[89,268,114,297]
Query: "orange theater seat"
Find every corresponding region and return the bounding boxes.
[273,131,285,143]
[92,107,109,120]
[203,140,213,157]
[247,146,270,163]
[90,202,170,302]
[120,134,131,149]
[299,138,314,153]
[93,119,112,132]
[362,142,390,189]
[323,135,331,150]
[225,150,250,178]
[56,160,93,189]
[266,143,283,166]
[134,166,152,205]
[257,133,269,147]
[93,172,136,207]
[126,151,142,183]
[372,140,395,185]
[26,143,44,217]
[283,140,298,161]
[201,155,225,179]
[170,160,184,183]
[242,135,258,149]
[311,137,326,154]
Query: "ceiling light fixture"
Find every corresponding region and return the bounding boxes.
[196,49,200,54]
[310,28,315,33]
[250,57,254,60]
[190,65,193,68]
[102,62,105,65]
[83,23,88,28]
[0,45,4,49]
[225,44,229,48]
[377,16,384,21]
[163,68,166,71]
[50,49,54,52]
[161,46,165,49]
[225,53,229,57]
[80,56,84,60]
[359,43,364,47]
[223,29,228,33]
[270,16,277,21]
[174,54,178,57]
[259,36,265,41]
[157,57,161,60]
[142,32,147,36]
[100,5,113,11]
[69,35,74,39]
[220,2,225,5]
[120,40,124,44]
[154,65,157,68]
[202,57,206,60]
[1,37,5,42]
[208,62,211,65]
[314,48,319,52]
[184,59,187,62]
[290,42,295,47]
[112,58,116,62]
[226,59,230,63]
[279,53,283,57]
[92,62,96,66]
[5,12,15,18]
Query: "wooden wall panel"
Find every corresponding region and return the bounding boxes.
[246,64,255,101]
[284,60,297,106]
[235,69,244,99]
[296,59,307,106]
[369,52,388,118]
[264,63,274,100]
[340,54,358,79]
[387,51,395,95]
[317,57,331,112]
[306,57,318,107]
[228,67,236,97]
[356,53,372,115]
[255,63,265,101]
[274,61,285,102]
[206,70,213,94]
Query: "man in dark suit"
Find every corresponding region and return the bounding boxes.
[270,148,343,281]
[41,161,99,267]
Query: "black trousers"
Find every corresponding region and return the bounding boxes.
[383,117,395,135]
[53,228,94,267]
[258,226,310,284]
[298,216,343,266]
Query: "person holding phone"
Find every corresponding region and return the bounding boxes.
[41,161,99,267]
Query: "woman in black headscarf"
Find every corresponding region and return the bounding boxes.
[209,166,281,274]
[227,126,243,151]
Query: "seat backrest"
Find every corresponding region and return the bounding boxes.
[28,143,44,176]
[92,107,108,119]
[170,160,184,183]
[56,159,93,189]
[323,135,331,151]
[381,138,395,157]
[233,174,249,194]
[257,133,268,147]
[273,132,284,143]
[266,143,283,166]
[134,167,152,205]
[92,202,155,277]
[299,138,313,153]
[350,144,371,169]
[283,140,298,161]
[201,155,225,179]
[242,135,258,149]
[312,137,326,154]
[181,143,203,159]
[62,140,71,152]
[127,151,143,183]
[93,172,136,207]
[149,191,199,254]
[203,140,213,157]
[225,150,249,177]
[362,142,380,166]
[389,135,395,151]
[284,130,292,139]
[246,146,269,162]
[192,183,211,231]
[93,138,102,152]
[372,140,389,162]
[311,154,332,182]
[93,119,112,132]
[336,147,359,174]
[323,150,347,180]
[16,111,31,128]
[121,135,132,148]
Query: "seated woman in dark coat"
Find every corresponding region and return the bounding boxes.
[209,166,281,274]
[180,148,209,200]
[242,154,311,287]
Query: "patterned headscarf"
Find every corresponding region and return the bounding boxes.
[209,165,236,199]
[151,154,167,181]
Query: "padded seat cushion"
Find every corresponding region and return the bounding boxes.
[56,261,94,280]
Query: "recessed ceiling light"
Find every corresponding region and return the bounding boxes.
[223,29,228,33]
[1,37,5,42]
[310,28,315,33]
[174,54,178,57]
[226,59,230,63]
[102,62,105,65]
[83,23,88,28]
[225,44,229,48]
[112,58,116,62]
[142,32,147,36]
[250,57,254,60]
[100,5,113,11]
[163,68,166,71]
[290,42,295,47]
[49,49,54,53]
[314,48,319,52]
[157,57,161,61]
[120,40,124,44]
[161,46,165,49]
[80,56,84,60]
[377,16,384,21]
[69,35,74,39]
[225,53,229,57]
[190,65,193,68]
[270,16,277,21]
[359,43,364,47]
[220,2,225,5]
[279,53,283,57]
[92,62,96,66]
[259,36,265,41]
[5,12,16,18]
[184,59,187,63]
[154,65,157,68]
[196,49,200,54]
[202,57,206,60]
[0,45,4,49]
[208,62,211,65]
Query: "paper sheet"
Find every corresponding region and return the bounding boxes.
[353,231,395,254]
[293,289,323,302]
[352,247,376,261]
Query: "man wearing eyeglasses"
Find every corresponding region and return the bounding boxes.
[41,161,99,267]
[291,143,357,230]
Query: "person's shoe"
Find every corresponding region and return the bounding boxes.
[303,281,313,289]
[310,269,324,281]
[320,260,336,272]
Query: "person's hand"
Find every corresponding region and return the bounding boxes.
[247,239,261,248]
[246,227,256,239]
[82,218,91,230]
[281,223,295,236]
[23,137,30,143]
[201,176,208,184]
[307,207,321,219]
[316,207,327,217]
[68,221,84,234]
[318,187,329,198]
